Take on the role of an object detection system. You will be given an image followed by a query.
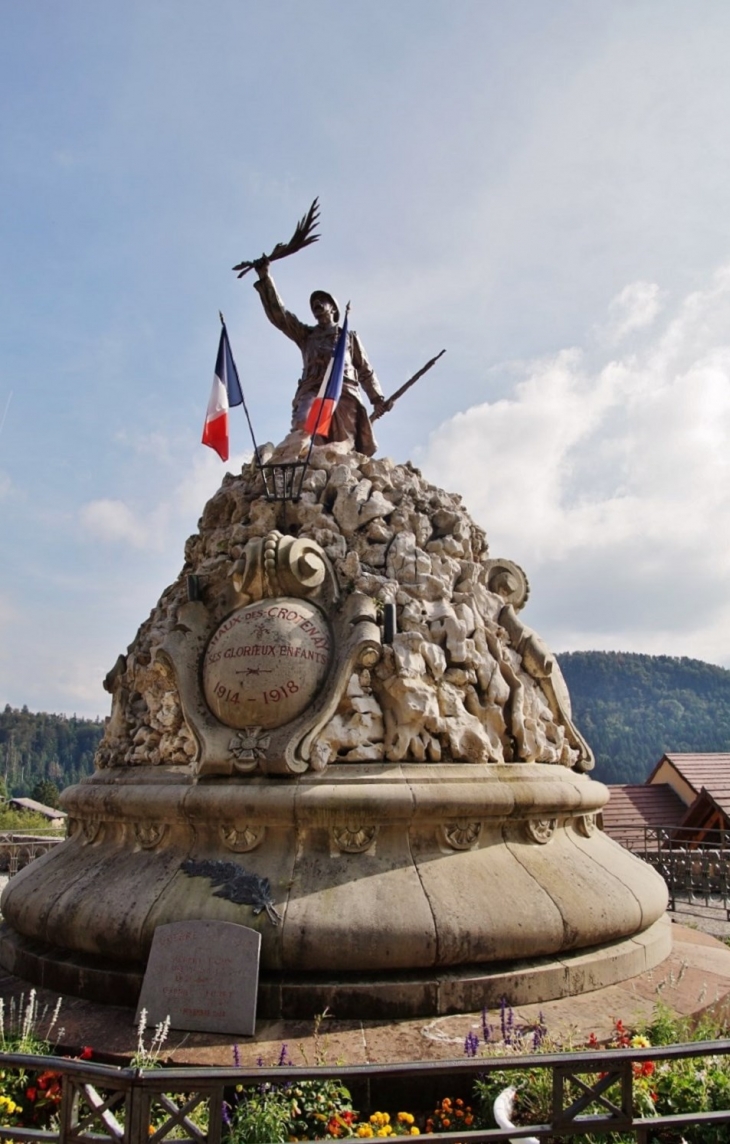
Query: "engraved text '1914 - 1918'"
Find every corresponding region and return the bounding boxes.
[202,597,332,730]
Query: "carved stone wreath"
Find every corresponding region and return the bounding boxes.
[81,818,104,845]
[525,818,557,845]
[219,823,266,853]
[133,822,169,850]
[332,824,379,854]
[575,813,596,838]
[440,820,482,850]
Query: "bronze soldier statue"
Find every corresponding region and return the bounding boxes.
[253,258,387,457]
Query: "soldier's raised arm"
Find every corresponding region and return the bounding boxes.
[253,260,309,350]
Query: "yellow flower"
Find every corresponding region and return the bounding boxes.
[357,1127,374,1138]
[409,1129,420,1136]
[631,1035,652,1048]
[397,1113,414,1125]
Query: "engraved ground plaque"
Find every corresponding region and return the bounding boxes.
[137,920,261,1035]
[202,597,332,729]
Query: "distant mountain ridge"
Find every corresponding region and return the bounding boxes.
[557,651,730,785]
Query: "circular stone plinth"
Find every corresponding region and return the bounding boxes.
[0,917,672,1018]
[0,763,671,1014]
[202,598,332,729]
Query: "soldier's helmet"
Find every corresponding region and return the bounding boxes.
[310,290,340,323]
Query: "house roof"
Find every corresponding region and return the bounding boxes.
[8,797,66,820]
[647,753,730,816]
[601,782,686,841]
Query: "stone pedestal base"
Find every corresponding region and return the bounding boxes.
[0,916,672,1018]
[0,763,670,1016]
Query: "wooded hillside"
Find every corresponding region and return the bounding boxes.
[558,651,730,785]
[0,705,103,798]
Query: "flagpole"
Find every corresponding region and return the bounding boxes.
[219,311,264,470]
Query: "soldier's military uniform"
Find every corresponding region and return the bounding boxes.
[254,270,384,456]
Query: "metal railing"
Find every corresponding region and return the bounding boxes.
[0,834,64,877]
[0,1039,729,1143]
[608,824,730,918]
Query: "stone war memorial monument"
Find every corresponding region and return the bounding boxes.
[0,201,670,1021]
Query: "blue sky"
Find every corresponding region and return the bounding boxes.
[3,1,730,717]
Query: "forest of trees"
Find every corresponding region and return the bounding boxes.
[0,705,103,799]
[558,651,730,785]
[2,651,730,796]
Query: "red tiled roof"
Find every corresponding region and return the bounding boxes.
[651,753,730,816]
[600,783,686,843]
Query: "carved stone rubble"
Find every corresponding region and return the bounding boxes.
[94,448,594,776]
[0,444,671,1019]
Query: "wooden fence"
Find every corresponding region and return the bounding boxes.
[0,1039,729,1142]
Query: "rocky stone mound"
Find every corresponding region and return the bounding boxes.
[96,445,592,773]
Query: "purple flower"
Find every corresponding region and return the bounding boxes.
[277,1042,291,1067]
[222,1102,232,1126]
[532,1011,548,1050]
[232,1043,241,1068]
[464,1030,480,1058]
[499,997,507,1041]
[481,1006,493,1044]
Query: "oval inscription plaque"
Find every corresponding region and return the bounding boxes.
[203,597,331,730]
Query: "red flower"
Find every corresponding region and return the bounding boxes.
[26,1088,37,1102]
[633,1061,655,1078]
[612,1019,630,1047]
[80,1046,93,1060]
[588,1032,599,1047]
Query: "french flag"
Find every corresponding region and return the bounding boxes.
[202,321,243,462]
[304,306,349,440]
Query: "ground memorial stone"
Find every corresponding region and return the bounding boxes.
[136,920,261,1036]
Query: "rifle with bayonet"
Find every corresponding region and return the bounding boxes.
[371,349,446,422]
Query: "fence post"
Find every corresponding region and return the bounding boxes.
[125,1070,147,1144]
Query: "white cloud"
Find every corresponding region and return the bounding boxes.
[419,267,730,666]
[80,499,148,547]
[78,449,250,552]
[603,281,665,343]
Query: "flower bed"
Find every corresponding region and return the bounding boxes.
[1,994,730,1141]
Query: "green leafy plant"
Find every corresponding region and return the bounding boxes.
[0,991,65,1130]
[0,991,62,1054]
[471,1001,730,1144]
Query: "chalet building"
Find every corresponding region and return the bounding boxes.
[7,796,66,824]
[600,753,730,849]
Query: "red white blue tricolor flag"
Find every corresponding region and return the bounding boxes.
[202,322,244,461]
[304,307,349,440]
